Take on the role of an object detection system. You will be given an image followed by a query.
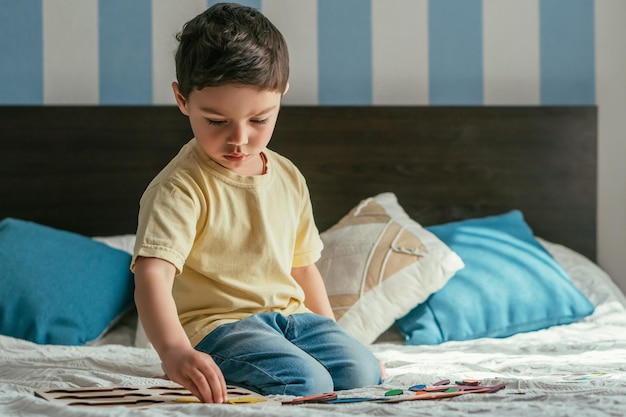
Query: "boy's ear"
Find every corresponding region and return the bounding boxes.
[172,82,190,116]
[283,82,290,96]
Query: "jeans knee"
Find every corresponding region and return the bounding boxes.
[334,355,382,390]
[280,365,334,397]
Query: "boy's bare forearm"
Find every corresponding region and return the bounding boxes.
[133,257,192,355]
[291,264,335,320]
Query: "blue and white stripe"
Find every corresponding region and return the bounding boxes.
[371,0,428,105]
[539,0,595,105]
[483,0,540,105]
[428,0,484,105]
[98,0,153,104]
[0,0,601,106]
[0,0,43,104]
[43,0,98,104]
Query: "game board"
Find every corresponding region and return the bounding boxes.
[35,385,278,408]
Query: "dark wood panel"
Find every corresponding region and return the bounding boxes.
[0,106,191,236]
[0,105,596,260]
[270,106,597,260]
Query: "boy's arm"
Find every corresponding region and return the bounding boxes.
[291,263,335,320]
[133,256,228,403]
[292,263,387,377]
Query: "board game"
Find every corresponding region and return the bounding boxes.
[35,384,278,408]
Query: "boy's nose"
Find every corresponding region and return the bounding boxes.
[227,124,248,145]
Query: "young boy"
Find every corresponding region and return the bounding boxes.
[131,3,382,404]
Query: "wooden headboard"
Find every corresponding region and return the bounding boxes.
[0,106,597,260]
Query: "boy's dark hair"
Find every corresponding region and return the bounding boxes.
[175,3,289,98]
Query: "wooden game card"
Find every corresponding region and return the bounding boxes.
[35,384,279,408]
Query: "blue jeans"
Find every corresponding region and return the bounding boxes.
[195,312,382,396]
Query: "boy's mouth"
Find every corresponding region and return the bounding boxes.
[224,153,247,162]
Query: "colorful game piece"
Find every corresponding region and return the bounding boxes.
[281,392,337,405]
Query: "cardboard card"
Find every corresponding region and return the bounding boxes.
[35,384,279,408]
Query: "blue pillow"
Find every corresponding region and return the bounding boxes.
[0,218,135,345]
[396,211,594,345]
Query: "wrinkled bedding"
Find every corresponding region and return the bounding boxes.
[2,241,626,417]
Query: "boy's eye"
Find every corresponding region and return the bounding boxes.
[206,119,269,126]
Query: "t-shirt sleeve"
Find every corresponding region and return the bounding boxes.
[131,180,200,274]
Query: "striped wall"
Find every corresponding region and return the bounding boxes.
[0,0,596,106]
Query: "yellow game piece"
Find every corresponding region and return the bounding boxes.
[173,397,201,403]
[228,397,266,404]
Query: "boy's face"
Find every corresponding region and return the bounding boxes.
[173,83,285,176]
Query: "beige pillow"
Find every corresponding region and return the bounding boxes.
[317,193,464,345]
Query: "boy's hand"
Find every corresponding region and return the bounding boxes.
[161,346,228,403]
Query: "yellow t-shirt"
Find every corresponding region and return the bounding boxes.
[132,139,323,346]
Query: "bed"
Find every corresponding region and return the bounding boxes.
[2,105,626,416]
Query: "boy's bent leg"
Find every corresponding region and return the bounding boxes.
[287,313,382,391]
[195,313,334,396]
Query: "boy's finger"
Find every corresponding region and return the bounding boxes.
[202,363,227,403]
[173,376,205,403]
[189,370,217,403]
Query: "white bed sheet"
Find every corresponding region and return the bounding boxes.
[2,241,626,417]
